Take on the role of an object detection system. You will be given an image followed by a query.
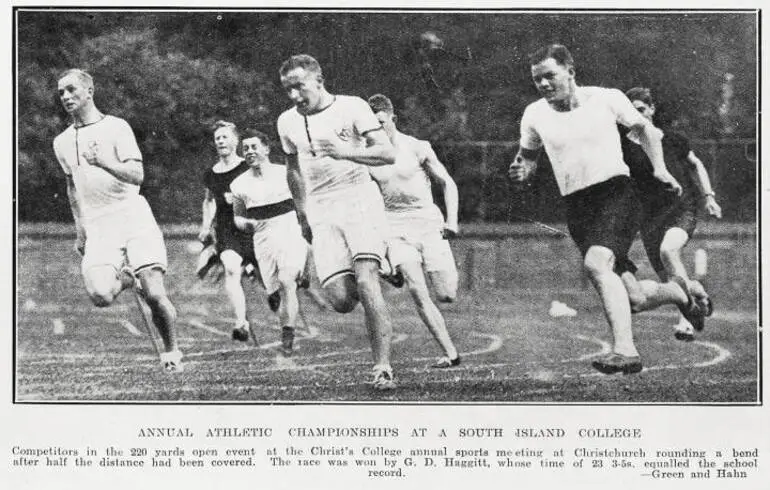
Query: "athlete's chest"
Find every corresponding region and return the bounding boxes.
[537,103,615,146]
[300,109,363,144]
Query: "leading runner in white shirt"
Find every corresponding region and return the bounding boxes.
[276,54,398,390]
[508,45,688,375]
[53,69,182,372]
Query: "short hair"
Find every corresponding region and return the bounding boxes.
[528,44,574,68]
[212,120,239,139]
[367,94,394,115]
[279,54,323,77]
[57,68,94,90]
[241,128,271,147]
[625,87,654,106]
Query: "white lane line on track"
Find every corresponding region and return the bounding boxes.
[573,334,612,361]
[314,333,409,359]
[184,318,323,359]
[52,319,65,335]
[641,340,732,372]
[119,320,141,336]
[564,340,733,379]
[186,318,229,337]
[411,331,502,363]
[636,309,757,324]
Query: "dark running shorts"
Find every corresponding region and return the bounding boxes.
[565,175,639,267]
[216,228,258,267]
[640,202,697,275]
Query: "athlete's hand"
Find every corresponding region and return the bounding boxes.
[653,170,683,196]
[74,229,86,257]
[508,156,534,182]
[442,223,459,239]
[705,195,723,219]
[198,229,214,246]
[312,138,345,160]
[298,215,313,244]
[81,141,104,167]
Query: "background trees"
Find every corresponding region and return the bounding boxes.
[16,11,757,222]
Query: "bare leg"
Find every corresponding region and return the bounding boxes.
[620,271,688,313]
[82,265,127,307]
[220,250,247,327]
[427,268,458,304]
[137,268,178,353]
[322,273,359,313]
[353,258,393,367]
[584,246,638,357]
[401,262,458,359]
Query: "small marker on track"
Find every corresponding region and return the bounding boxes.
[52,318,65,335]
[119,319,142,336]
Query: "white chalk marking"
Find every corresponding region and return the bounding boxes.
[52,319,65,335]
[573,334,612,361]
[186,318,229,337]
[119,320,141,336]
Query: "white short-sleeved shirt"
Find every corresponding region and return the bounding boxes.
[519,86,646,196]
[277,95,382,198]
[229,163,294,232]
[53,115,142,218]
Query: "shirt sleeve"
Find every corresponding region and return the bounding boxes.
[606,88,647,129]
[350,97,383,136]
[52,136,71,175]
[113,118,143,163]
[518,104,542,150]
[277,113,298,155]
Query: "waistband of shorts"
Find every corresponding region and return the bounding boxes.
[564,175,631,203]
[309,179,379,203]
[246,199,295,220]
[81,194,148,222]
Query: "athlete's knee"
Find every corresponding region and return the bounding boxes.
[84,272,120,307]
[326,294,357,313]
[87,290,116,307]
[323,276,358,313]
[627,292,647,313]
[583,248,615,277]
[659,243,681,262]
[434,280,457,303]
[355,272,382,301]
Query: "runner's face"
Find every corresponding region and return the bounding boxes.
[375,111,396,133]
[57,74,92,114]
[214,127,238,157]
[242,137,269,166]
[632,100,655,122]
[281,67,323,115]
[531,58,574,104]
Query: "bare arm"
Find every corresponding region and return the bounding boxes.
[629,121,682,195]
[420,143,459,234]
[686,151,722,218]
[65,175,86,255]
[313,128,396,167]
[199,188,217,243]
[286,153,313,242]
[232,195,254,233]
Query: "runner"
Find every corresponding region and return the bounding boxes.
[53,69,182,372]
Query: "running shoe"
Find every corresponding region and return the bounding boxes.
[671,276,705,331]
[591,353,643,375]
[432,356,461,369]
[371,365,397,390]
